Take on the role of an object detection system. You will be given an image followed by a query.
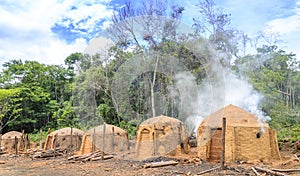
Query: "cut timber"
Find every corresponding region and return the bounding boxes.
[91,155,113,161]
[143,160,178,168]
[196,166,221,175]
[68,151,101,161]
[251,167,260,176]
[254,166,288,176]
[271,168,300,172]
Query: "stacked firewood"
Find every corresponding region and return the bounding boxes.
[32,148,64,158]
[67,151,113,162]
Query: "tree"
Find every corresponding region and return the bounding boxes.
[234,45,300,142]
[0,88,22,133]
[193,0,243,66]
[0,59,74,132]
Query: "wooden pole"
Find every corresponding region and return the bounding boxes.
[15,136,18,155]
[70,127,73,155]
[92,127,96,152]
[20,130,25,151]
[25,134,30,151]
[196,166,221,175]
[221,117,226,170]
[126,125,130,151]
[112,126,114,153]
[178,123,182,152]
[153,131,156,155]
[39,129,43,150]
[102,123,106,160]
[75,133,78,152]
[53,134,57,158]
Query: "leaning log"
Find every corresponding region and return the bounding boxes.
[271,168,300,172]
[254,166,288,176]
[91,155,114,161]
[251,167,260,176]
[196,166,221,175]
[143,160,179,168]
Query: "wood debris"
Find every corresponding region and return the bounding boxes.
[251,167,260,176]
[32,148,63,158]
[254,166,288,176]
[143,160,179,168]
[271,168,300,173]
[196,166,220,175]
[67,151,113,162]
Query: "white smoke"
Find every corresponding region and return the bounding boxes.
[175,67,270,134]
[224,73,271,132]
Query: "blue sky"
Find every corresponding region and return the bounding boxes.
[0,0,299,65]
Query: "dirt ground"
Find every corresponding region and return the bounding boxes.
[0,147,299,176]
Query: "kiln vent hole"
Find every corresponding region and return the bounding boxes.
[256,132,262,138]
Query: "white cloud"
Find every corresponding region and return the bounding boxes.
[0,0,114,65]
[264,2,300,59]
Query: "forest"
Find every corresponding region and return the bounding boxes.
[0,0,299,143]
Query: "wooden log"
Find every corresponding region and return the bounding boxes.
[102,123,106,160]
[15,136,18,155]
[126,125,130,151]
[144,160,179,168]
[82,153,101,162]
[92,127,96,152]
[271,168,300,172]
[221,117,226,170]
[254,166,288,176]
[251,167,260,176]
[68,151,101,161]
[196,166,221,175]
[70,127,73,155]
[39,129,43,150]
[112,126,114,153]
[40,152,62,158]
[68,153,91,160]
[91,155,113,161]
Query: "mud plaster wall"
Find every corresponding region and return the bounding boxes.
[232,126,271,162]
[198,126,281,162]
[44,134,82,151]
[0,132,22,153]
[269,129,281,160]
[1,138,20,153]
[79,133,129,155]
[136,123,189,160]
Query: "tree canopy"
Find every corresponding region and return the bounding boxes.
[0,0,299,142]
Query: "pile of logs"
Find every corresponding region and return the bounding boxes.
[251,166,300,176]
[67,151,113,162]
[32,148,64,158]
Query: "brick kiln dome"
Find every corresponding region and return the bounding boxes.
[2,131,22,139]
[49,127,84,136]
[200,104,269,128]
[86,124,127,136]
[140,115,182,126]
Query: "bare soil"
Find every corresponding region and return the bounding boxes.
[0,147,299,176]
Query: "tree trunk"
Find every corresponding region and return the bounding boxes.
[150,55,159,117]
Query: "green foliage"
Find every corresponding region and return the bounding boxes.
[119,120,137,139]
[29,129,49,144]
[0,1,299,147]
[0,88,22,133]
[235,45,300,142]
